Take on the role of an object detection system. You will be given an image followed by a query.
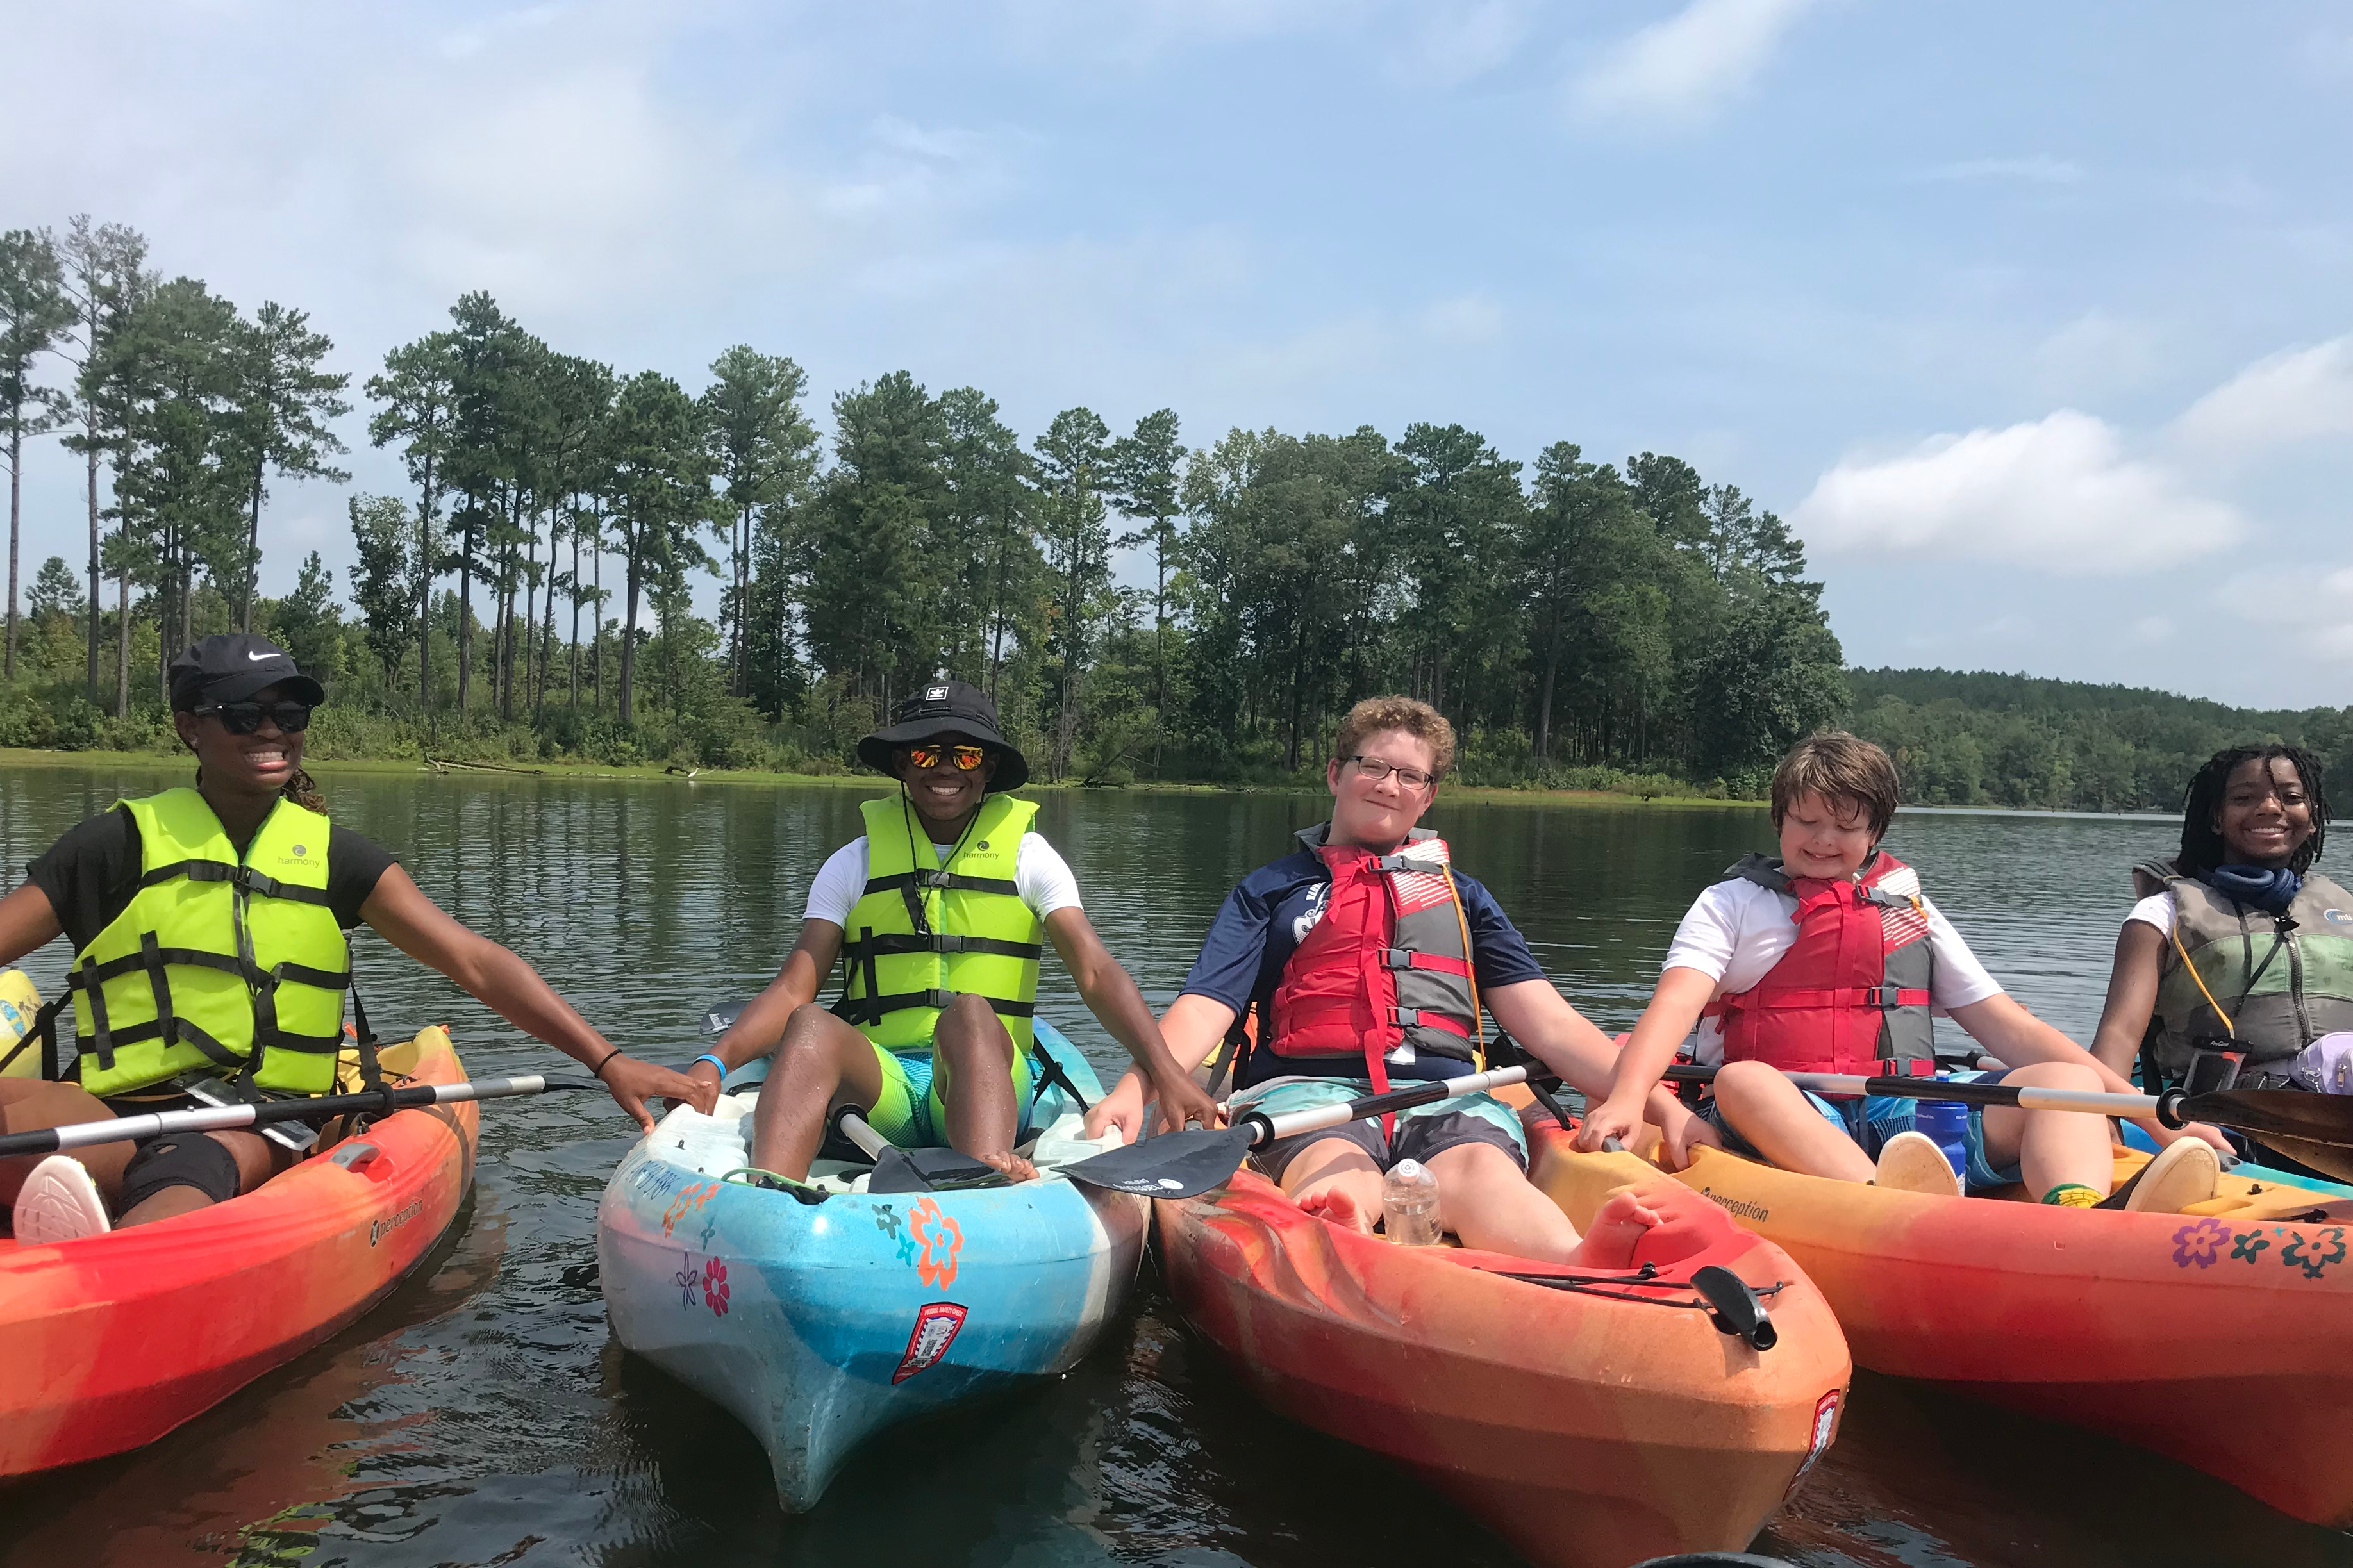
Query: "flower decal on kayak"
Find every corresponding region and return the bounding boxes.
[673,1252,701,1308]
[2170,1217,2231,1269]
[2279,1227,2347,1281]
[2229,1229,2272,1264]
[661,1182,717,1238]
[910,1196,964,1288]
[703,1257,731,1317]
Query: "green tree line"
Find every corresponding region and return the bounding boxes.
[1847,669,2353,814]
[4,215,1852,789]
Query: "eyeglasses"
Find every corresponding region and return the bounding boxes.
[900,743,989,772]
[197,701,313,736]
[1346,755,1436,791]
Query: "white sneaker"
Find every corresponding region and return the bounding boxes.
[12,1155,112,1244]
[2124,1137,2220,1214]
[1874,1130,1963,1198]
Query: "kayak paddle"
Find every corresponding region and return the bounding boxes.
[1663,1064,2353,1182]
[1059,1063,1541,1198]
[0,1075,580,1160]
[826,1104,1010,1193]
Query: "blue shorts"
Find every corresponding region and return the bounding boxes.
[1234,1077,1529,1181]
[1696,1069,2025,1194]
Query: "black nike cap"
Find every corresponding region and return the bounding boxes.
[167,632,327,713]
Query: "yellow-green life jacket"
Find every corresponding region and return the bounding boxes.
[835,793,1043,1053]
[69,788,351,1098]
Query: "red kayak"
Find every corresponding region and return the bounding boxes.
[0,1027,478,1476]
[1156,1169,1850,1568]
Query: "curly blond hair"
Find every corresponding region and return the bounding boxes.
[1333,696,1456,780]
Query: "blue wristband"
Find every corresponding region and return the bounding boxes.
[692,1053,729,1079]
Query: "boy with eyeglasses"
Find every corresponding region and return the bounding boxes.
[1085,695,1702,1262]
[699,680,1218,1182]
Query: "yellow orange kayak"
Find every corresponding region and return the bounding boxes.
[1529,1119,2353,1527]
[0,1026,478,1476]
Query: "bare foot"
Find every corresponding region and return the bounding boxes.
[977,1150,1040,1183]
[1570,1187,1664,1270]
[1295,1185,1377,1235]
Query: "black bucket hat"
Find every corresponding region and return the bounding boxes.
[856,680,1029,793]
[167,632,326,713]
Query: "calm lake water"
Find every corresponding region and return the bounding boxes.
[3,764,2349,1568]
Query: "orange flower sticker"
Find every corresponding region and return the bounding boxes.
[661,1182,717,1238]
[909,1196,964,1288]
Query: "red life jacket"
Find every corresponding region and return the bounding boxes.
[1704,850,1938,1078]
[1267,829,1483,1122]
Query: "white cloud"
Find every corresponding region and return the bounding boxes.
[1793,410,2243,574]
[2033,311,2163,399]
[1915,154,2085,185]
[1402,1,1532,88]
[1570,0,1822,126]
[2221,566,2353,662]
[2171,334,2353,462]
[1420,293,1505,343]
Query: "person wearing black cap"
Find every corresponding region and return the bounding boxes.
[695,679,1220,1182]
[0,632,716,1243]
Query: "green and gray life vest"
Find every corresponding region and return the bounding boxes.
[69,787,352,1098]
[835,793,1043,1053]
[2134,857,2353,1089]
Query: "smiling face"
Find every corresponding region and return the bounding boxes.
[1776,789,1879,880]
[1326,728,1439,850]
[895,734,996,834]
[172,681,304,800]
[2215,755,2314,869]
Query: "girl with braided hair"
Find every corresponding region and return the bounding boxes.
[2091,745,2353,1126]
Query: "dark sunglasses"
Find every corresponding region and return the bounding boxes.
[197,700,313,736]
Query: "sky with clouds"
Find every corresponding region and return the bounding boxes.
[8,0,2352,708]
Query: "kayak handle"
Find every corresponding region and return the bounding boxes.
[1692,1265,1777,1351]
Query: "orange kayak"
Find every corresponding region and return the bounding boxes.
[0,1027,477,1477]
[1155,1168,1850,1568]
[1529,1122,2353,1527]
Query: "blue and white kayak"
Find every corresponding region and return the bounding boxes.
[596,1021,1147,1510]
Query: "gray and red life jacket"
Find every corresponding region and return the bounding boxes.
[1704,850,1938,1078]
[1267,827,1483,1110]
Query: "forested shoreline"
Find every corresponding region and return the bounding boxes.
[3,216,2338,811]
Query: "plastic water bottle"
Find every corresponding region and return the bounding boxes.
[1911,1100,1969,1178]
[1382,1159,1442,1246]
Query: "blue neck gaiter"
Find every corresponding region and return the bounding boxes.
[2205,863,2302,914]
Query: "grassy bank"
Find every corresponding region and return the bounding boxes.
[0,747,1759,810]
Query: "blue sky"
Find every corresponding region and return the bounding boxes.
[10,1,2353,707]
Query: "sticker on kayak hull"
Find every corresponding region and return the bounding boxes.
[1785,1389,1842,1498]
[893,1302,968,1383]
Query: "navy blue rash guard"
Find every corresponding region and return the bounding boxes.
[1177,825,1549,1091]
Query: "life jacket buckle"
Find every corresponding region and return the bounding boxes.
[913,870,952,890]
[1863,984,1908,1010]
[1381,948,1414,970]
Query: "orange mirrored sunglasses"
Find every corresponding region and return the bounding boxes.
[900,743,989,772]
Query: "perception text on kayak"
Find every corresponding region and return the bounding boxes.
[1699,1189,1770,1225]
[370,1198,426,1246]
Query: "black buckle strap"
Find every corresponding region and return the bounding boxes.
[1863,985,1904,1009]
[860,870,1022,900]
[78,952,114,1071]
[841,930,1042,961]
[844,989,1037,1023]
[147,859,335,908]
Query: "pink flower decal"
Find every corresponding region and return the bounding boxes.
[2171,1217,2231,1269]
[910,1196,964,1289]
[703,1257,731,1317]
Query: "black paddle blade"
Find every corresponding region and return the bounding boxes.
[2246,1134,2353,1185]
[865,1145,1010,1194]
[2185,1087,2353,1148]
[1058,1126,1256,1198]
